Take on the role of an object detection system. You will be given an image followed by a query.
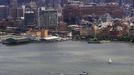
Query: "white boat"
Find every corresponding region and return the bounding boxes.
[79,71,88,75]
[43,36,62,42]
[100,40,111,43]
[60,73,64,75]
[108,58,112,64]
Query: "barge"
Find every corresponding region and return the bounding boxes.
[2,37,32,45]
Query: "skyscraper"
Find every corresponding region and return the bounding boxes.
[10,0,18,8]
[133,0,134,9]
[29,0,37,8]
[44,0,62,8]
[0,5,8,19]
[39,9,58,28]
[119,0,122,6]
[9,0,18,19]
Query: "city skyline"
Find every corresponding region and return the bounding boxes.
[0,0,134,5]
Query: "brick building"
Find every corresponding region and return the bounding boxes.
[63,5,124,24]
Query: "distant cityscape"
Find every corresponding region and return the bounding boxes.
[1,1,134,75]
[0,0,134,44]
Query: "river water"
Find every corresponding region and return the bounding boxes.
[0,41,134,75]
